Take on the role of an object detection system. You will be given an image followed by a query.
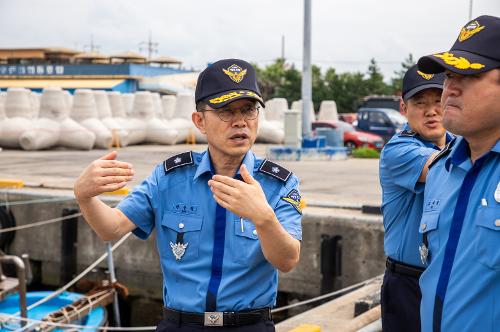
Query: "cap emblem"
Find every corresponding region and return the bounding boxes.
[417,71,434,80]
[432,52,485,70]
[459,20,485,42]
[223,64,247,83]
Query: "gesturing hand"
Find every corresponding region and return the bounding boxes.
[74,151,134,202]
[208,164,273,225]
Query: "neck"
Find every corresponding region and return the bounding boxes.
[432,135,447,150]
[208,146,246,177]
[467,132,499,163]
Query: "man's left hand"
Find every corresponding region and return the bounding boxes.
[208,164,273,225]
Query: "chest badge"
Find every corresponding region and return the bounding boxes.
[419,243,429,265]
[170,241,189,260]
[495,181,500,203]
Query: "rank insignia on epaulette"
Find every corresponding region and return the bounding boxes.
[429,138,456,169]
[258,160,291,182]
[399,129,417,137]
[281,189,303,214]
[164,151,194,174]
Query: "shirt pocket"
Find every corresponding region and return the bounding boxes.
[231,218,263,266]
[161,211,203,260]
[419,212,440,263]
[474,207,500,270]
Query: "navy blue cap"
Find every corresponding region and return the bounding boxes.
[402,64,444,101]
[195,59,264,109]
[418,15,500,75]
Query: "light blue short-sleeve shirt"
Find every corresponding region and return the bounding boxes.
[117,149,302,313]
[419,137,500,332]
[379,124,451,267]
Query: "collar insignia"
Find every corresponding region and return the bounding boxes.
[432,52,485,70]
[223,64,247,83]
[281,189,303,214]
[417,71,434,80]
[258,160,291,182]
[164,151,194,174]
[459,20,485,42]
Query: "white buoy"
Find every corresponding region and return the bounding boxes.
[291,99,315,122]
[94,90,130,147]
[0,92,6,120]
[5,88,34,119]
[71,89,112,148]
[161,95,176,120]
[318,100,338,121]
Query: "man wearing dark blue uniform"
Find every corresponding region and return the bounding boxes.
[379,65,452,332]
[417,15,500,332]
[74,59,302,331]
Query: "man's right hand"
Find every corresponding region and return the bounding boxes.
[74,151,134,202]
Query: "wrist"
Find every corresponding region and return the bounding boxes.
[253,204,275,227]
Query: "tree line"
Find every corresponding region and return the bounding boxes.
[253,54,415,113]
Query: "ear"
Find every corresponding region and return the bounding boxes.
[192,112,207,134]
[399,97,408,117]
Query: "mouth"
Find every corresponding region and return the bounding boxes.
[424,119,440,127]
[228,132,249,142]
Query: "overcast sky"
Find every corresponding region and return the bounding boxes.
[1,0,499,80]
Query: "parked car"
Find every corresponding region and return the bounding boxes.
[356,107,406,142]
[360,95,400,112]
[312,120,385,152]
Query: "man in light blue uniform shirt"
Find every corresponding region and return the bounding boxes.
[74,59,302,331]
[379,65,452,332]
[417,15,500,332]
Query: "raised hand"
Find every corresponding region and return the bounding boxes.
[208,164,273,225]
[74,151,134,202]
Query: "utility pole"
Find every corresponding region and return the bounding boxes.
[84,34,100,53]
[139,30,159,60]
[281,35,285,60]
[301,0,312,138]
[468,0,473,20]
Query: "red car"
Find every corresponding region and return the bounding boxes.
[312,120,385,151]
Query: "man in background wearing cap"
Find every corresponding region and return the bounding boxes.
[416,15,500,332]
[74,59,302,331]
[379,64,453,332]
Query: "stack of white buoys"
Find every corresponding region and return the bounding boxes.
[20,87,95,150]
[256,98,284,144]
[318,100,339,121]
[171,93,206,143]
[0,88,34,148]
[161,95,176,120]
[71,89,112,149]
[94,90,130,147]
[108,91,145,145]
[133,91,177,145]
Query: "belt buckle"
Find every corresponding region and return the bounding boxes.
[204,312,223,326]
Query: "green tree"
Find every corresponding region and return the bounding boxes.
[365,58,390,95]
[391,53,415,94]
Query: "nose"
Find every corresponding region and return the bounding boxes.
[231,110,246,127]
[443,75,461,97]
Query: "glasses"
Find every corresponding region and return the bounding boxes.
[202,104,260,122]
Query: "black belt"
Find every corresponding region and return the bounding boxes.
[163,307,272,327]
[386,257,425,278]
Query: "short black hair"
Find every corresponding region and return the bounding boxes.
[195,101,207,112]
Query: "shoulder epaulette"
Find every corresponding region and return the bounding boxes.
[429,138,455,169]
[399,129,418,137]
[164,151,194,174]
[258,160,292,182]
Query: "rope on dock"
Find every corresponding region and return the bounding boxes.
[0,212,82,234]
[0,196,75,207]
[271,274,383,313]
